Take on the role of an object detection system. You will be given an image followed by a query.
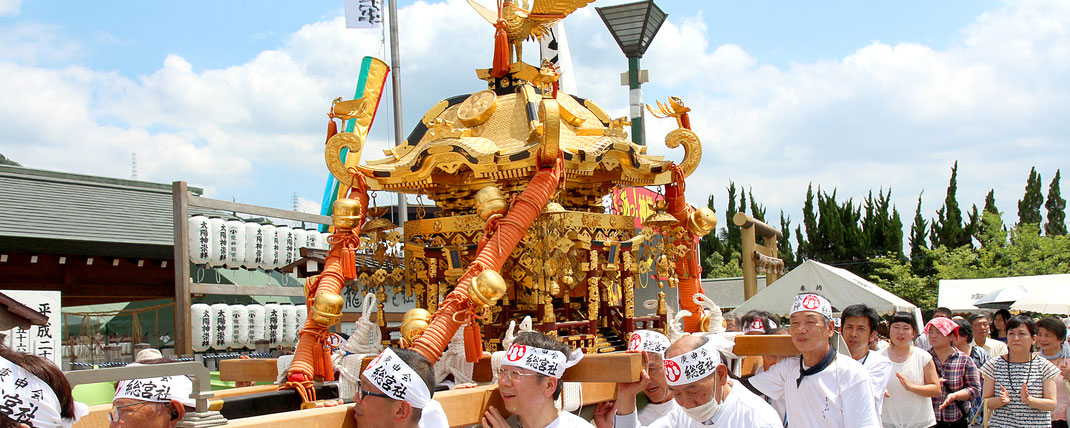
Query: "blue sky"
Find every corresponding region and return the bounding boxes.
[2,0,1067,250]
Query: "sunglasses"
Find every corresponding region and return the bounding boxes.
[356,380,393,401]
[107,400,166,423]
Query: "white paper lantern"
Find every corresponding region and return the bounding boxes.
[293,304,307,338]
[191,303,212,352]
[280,304,296,346]
[320,231,333,250]
[275,225,293,268]
[225,220,247,269]
[188,215,210,265]
[264,303,282,346]
[304,228,321,251]
[210,303,231,350]
[242,222,263,270]
[248,304,266,344]
[260,224,278,271]
[230,304,249,349]
[206,217,228,268]
[293,228,307,250]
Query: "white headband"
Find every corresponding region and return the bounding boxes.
[627,330,670,356]
[663,340,722,387]
[790,293,833,320]
[742,317,777,334]
[501,344,584,378]
[0,356,87,428]
[113,370,196,408]
[362,348,431,409]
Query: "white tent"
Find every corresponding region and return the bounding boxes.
[939,274,1070,312]
[730,260,917,316]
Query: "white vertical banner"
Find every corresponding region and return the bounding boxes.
[540,22,578,94]
[1,290,61,366]
[345,0,384,29]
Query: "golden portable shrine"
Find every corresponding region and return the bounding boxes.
[283,0,717,389]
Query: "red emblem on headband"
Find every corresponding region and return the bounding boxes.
[751,319,764,330]
[629,334,642,351]
[664,360,682,382]
[802,295,821,310]
[507,345,527,362]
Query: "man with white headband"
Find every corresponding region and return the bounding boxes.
[747,291,880,427]
[624,330,677,424]
[110,369,195,428]
[356,347,447,428]
[0,347,87,428]
[482,331,586,428]
[611,335,781,428]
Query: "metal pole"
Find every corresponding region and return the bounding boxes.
[628,56,644,146]
[388,0,408,225]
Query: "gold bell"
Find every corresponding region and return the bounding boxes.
[332,198,364,230]
[401,319,429,345]
[642,200,678,229]
[687,207,717,237]
[474,187,508,220]
[469,270,507,308]
[309,292,344,327]
[402,308,432,325]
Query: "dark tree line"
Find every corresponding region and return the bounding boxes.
[698,163,1069,306]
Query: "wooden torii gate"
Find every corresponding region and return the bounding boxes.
[733,212,785,300]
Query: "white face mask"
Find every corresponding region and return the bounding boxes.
[680,374,722,424]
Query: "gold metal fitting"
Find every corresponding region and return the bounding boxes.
[469,270,507,308]
[309,292,344,327]
[400,308,432,344]
[687,207,717,237]
[541,201,567,217]
[474,187,508,220]
[331,198,364,230]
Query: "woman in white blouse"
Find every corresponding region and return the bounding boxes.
[880,311,940,428]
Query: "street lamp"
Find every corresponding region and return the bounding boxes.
[596,0,667,146]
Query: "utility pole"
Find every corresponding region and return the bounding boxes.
[388,0,408,225]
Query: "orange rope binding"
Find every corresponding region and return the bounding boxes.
[410,162,561,364]
[283,177,369,400]
[664,165,705,332]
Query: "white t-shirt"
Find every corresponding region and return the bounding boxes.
[975,338,1008,359]
[548,411,591,427]
[615,383,782,428]
[638,399,677,425]
[749,353,880,428]
[860,350,893,414]
[418,399,448,428]
[506,410,591,428]
[879,346,936,428]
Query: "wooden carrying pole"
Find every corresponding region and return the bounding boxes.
[733,212,782,301]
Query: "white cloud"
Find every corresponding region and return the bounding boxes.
[1,0,1068,236]
[0,0,21,16]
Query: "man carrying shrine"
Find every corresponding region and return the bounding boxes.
[610,335,782,427]
[482,331,587,428]
[355,347,448,428]
[747,292,880,427]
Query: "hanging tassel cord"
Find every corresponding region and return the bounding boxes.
[410,161,561,364]
[285,176,369,390]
